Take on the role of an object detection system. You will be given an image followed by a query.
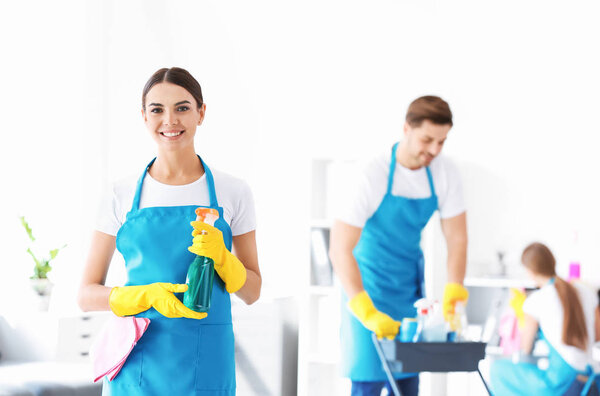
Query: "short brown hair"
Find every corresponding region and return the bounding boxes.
[142,67,203,110]
[405,96,453,127]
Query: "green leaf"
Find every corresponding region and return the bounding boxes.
[20,216,35,242]
[34,260,51,279]
[49,248,60,260]
[26,248,40,266]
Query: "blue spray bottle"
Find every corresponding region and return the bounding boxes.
[183,208,219,313]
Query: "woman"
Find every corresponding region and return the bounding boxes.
[491,242,598,396]
[78,67,261,396]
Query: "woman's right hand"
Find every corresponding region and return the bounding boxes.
[109,282,207,320]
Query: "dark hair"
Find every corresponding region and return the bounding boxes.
[405,96,453,127]
[142,67,203,110]
[521,242,588,350]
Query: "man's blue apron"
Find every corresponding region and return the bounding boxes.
[340,142,439,381]
[103,157,235,396]
[490,330,581,396]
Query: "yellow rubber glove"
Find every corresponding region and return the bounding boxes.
[509,288,526,329]
[188,222,247,293]
[348,290,401,340]
[443,283,469,322]
[109,282,207,319]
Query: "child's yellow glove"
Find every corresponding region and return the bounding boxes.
[348,290,401,340]
[443,283,469,322]
[509,288,526,328]
[188,222,247,293]
[109,283,207,319]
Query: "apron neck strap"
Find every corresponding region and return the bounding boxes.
[387,142,399,194]
[200,156,219,207]
[130,155,219,212]
[425,167,436,197]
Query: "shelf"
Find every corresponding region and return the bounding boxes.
[309,285,336,296]
[310,219,332,228]
[464,277,536,289]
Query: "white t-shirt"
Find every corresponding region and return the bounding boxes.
[95,168,256,237]
[522,281,597,371]
[336,148,465,228]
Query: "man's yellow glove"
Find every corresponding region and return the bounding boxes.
[348,290,401,340]
[443,283,469,322]
[188,222,247,293]
[109,282,207,320]
[509,288,526,328]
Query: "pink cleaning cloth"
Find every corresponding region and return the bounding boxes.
[89,315,150,382]
[498,311,521,355]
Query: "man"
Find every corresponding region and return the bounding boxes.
[329,96,468,396]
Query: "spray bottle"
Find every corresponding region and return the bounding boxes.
[183,208,219,313]
[422,301,448,342]
[413,298,430,342]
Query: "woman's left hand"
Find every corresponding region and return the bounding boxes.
[188,222,247,293]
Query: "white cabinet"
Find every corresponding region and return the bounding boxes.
[56,312,112,362]
[0,311,111,363]
[232,297,298,396]
[0,311,109,394]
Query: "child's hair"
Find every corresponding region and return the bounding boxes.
[521,242,588,350]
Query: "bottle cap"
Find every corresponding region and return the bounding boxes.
[195,208,219,226]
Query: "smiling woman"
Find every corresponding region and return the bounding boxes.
[77,67,261,396]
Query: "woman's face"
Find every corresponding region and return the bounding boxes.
[142,82,205,151]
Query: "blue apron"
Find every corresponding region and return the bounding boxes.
[490,331,579,396]
[103,157,235,396]
[340,142,439,381]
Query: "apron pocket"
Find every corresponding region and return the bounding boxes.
[196,324,236,391]
[112,345,143,387]
[138,318,200,390]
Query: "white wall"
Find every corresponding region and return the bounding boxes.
[0,1,87,314]
[1,0,599,318]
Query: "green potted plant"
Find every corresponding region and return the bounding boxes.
[20,216,66,300]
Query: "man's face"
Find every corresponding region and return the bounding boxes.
[404,120,452,168]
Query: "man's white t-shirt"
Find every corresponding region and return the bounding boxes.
[522,281,597,371]
[95,168,256,237]
[336,148,465,228]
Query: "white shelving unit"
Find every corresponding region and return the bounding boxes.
[297,159,354,396]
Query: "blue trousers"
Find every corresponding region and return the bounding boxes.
[351,376,419,396]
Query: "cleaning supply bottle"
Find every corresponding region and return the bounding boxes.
[183,208,220,313]
[422,301,447,342]
[569,230,581,281]
[413,298,430,342]
[451,301,468,341]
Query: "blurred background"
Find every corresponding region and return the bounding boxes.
[0,1,599,395]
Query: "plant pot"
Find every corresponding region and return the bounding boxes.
[30,278,54,311]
